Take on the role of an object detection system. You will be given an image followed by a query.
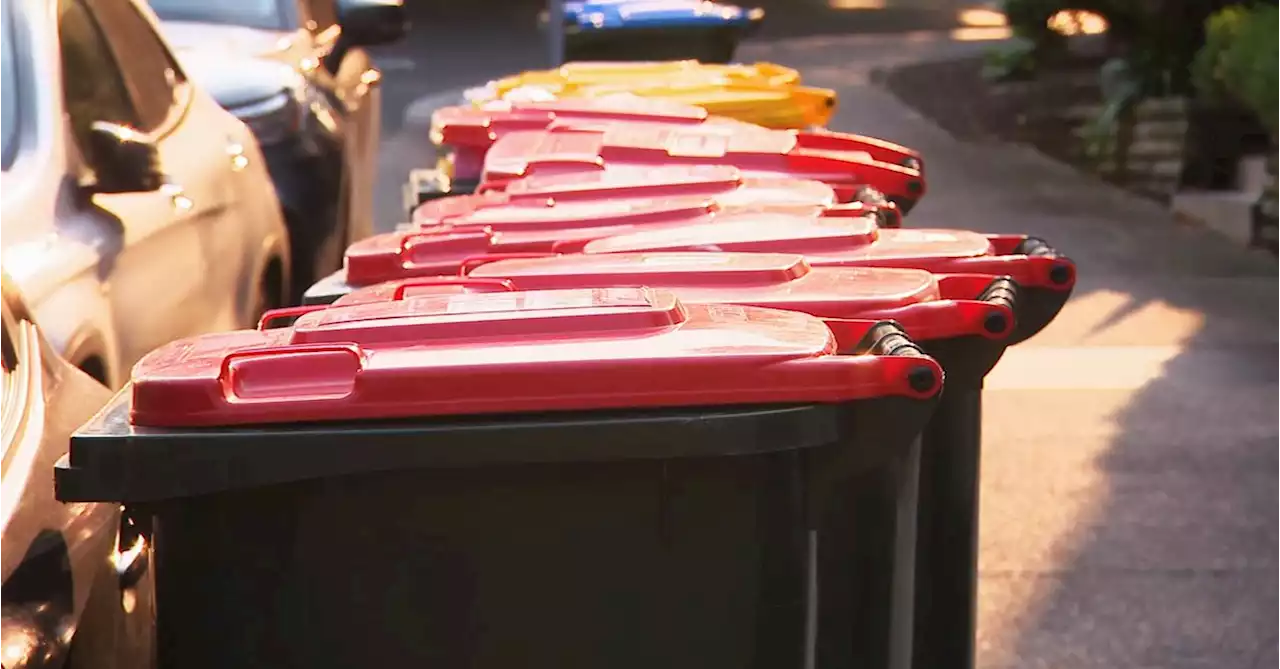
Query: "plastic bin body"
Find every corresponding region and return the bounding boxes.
[578,219,1075,667]
[336,253,1021,668]
[555,0,765,63]
[480,126,926,211]
[430,100,923,186]
[464,60,837,129]
[56,288,943,669]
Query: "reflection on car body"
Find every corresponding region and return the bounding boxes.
[0,273,155,669]
[150,0,408,301]
[0,0,291,389]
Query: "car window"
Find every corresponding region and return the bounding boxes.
[57,0,139,162]
[1,0,20,170]
[146,0,289,31]
[304,0,336,31]
[88,0,187,133]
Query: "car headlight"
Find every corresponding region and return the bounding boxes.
[229,82,330,146]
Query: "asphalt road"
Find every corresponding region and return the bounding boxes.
[364,0,992,229]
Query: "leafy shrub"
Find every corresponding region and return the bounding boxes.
[981,41,1041,82]
[1190,4,1249,93]
[1192,3,1278,136]
[1000,0,1236,94]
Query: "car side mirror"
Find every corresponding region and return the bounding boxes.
[85,122,164,194]
[336,0,408,47]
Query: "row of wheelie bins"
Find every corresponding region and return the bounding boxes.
[54,61,1076,669]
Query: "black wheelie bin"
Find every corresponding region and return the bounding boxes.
[336,251,1022,669]
[56,287,942,669]
[569,218,1077,669]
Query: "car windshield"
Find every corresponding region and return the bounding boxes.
[147,0,289,31]
[1,0,20,170]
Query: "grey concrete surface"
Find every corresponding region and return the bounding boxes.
[735,32,1278,669]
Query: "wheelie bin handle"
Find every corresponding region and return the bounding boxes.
[853,320,929,357]
[390,277,517,300]
[979,235,1074,285]
[258,305,333,330]
[935,274,1020,333]
[928,247,1074,290]
[821,200,902,228]
[835,320,941,396]
[458,253,559,276]
[977,276,1019,314]
[836,278,1017,342]
[845,186,904,227]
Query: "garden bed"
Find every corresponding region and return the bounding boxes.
[879,54,1104,167]
[880,53,1195,201]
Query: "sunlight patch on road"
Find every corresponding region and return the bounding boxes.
[1018,288,1208,347]
[985,345,1184,390]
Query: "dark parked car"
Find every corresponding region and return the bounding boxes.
[148,0,409,300]
[1,272,155,669]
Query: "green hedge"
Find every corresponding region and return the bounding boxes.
[1192,4,1278,136]
[999,0,1238,95]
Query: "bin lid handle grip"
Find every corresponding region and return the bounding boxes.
[391,277,518,300]
[257,305,332,331]
[219,344,365,403]
[457,252,559,276]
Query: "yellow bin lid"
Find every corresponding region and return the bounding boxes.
[466,60,837,130]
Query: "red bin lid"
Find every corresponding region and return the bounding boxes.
[466,252,940,315]
[412,190,718,232]
[343,226,502,286]
[128,287,941,427]
[431,99,710,148]
[495,165,839,210]
[481,126,922,201]
[583,213,881,256]
[582,216,994,266]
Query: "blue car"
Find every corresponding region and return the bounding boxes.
[546,0,765,63]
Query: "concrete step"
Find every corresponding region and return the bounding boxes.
[1237,155,1270,195]
[1171,190,1258,247]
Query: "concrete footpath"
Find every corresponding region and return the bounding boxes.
[734,33,1278,668]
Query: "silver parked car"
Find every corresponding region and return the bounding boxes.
[1,272,155,669]
[149,0,407,302]
[0,0,292,389]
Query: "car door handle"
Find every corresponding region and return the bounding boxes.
[160,182,194,212]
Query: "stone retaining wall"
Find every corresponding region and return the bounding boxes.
[1253,150,1278,251]
[1068,97,1189,199]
